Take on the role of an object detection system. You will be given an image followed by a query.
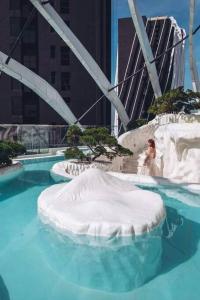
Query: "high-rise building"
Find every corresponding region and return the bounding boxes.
[0,0,111,125]
[117,16,185,124]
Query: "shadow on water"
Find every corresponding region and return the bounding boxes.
[0,276,10,300]
[139,185,200,276]
[161,205,200,274]
[0,170,66,202]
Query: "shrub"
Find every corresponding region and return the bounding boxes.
[0,143,13,167]
[2,141,26,157]
[64,147,86,161]
[127,118,147,130]
[148,86,200,116]
[66,125,82,146]
[66,126,133,162]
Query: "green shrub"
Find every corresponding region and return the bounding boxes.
[66,125,82,146]
[65,126,133,162]
[64,147,86,161]
[148,87,200,116]
[127,118,147,130]
[2,141,26,157]
[0,143,13,167]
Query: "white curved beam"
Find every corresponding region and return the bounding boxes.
[127,0,162,99]
[0,51,81,127]
[29,0,129,130]
[189,0,200,92]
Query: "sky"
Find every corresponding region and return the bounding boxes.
[111,0,200,89]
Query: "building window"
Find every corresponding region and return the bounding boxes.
[50,46,56,58]
[60,46,70,65]
[10,17,21,37]
[51,72,56,84]
[60,0,69,14]
[10,0,21,10]
[11,78,21,91]
[63,97,71,104]
[65,20,70,27]
[23,30,36,44]
[50,25,55,33]
[61,72,70,90]
[23,56,37,70]
[11,96,22,116]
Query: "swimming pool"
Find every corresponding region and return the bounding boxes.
[0,158,200,300]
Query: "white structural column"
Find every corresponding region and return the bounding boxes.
[29,0,129,130]
[189,0,200,92]
[0,51,81,127]
[128,0,162,99]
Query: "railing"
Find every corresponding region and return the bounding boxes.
[0,124,119,154]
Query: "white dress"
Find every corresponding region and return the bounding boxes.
[138,150,157,176]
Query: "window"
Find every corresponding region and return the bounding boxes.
[60,0,69,14]
[65,20,70,27]
[11,96,22,116]
[10,17,21,36]
[50,25,55,33]
[23,30,36,43]
[51,72,56,84]
[63,97,71,104]
[50,46,56,58]
[23,93,39,123]
[22,44,36,56]
[11,78,21,91]
[10,0,20,10]
[60,46,70,65]
[23,56,37,70]
[61,72,70,90]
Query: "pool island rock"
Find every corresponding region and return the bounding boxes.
[38,168,165,238]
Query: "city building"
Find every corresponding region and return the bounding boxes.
[117,16,185,125]
[0,0,111,126]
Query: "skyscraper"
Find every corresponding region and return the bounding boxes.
[117,16,185,124]
[0,0,111,125]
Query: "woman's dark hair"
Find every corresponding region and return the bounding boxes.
[148,139,155,148]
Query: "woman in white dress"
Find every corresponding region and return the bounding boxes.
[143,139,157,176]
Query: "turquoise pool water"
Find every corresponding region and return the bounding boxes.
[0,159,200,300]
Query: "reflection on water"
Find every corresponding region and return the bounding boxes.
[38,223,163,293]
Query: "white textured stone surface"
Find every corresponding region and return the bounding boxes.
[51,159,111,179]
[155,123,200,183]
[38,168,165,237]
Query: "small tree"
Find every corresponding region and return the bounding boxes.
[127,118,147,130]
[1,141,26,157]
[66,125,82,146]
[0,143,13,167]
[65,147,86,161]
[148,86,200,115]
[64,126,133,162]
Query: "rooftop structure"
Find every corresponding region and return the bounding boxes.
[0,0,111,126]
[117,16,185,125]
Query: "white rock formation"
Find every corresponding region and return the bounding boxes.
[155,123,200,183]
[38,168,165,238]
[51,159,111,180]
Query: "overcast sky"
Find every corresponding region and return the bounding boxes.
[111,0,200,89]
